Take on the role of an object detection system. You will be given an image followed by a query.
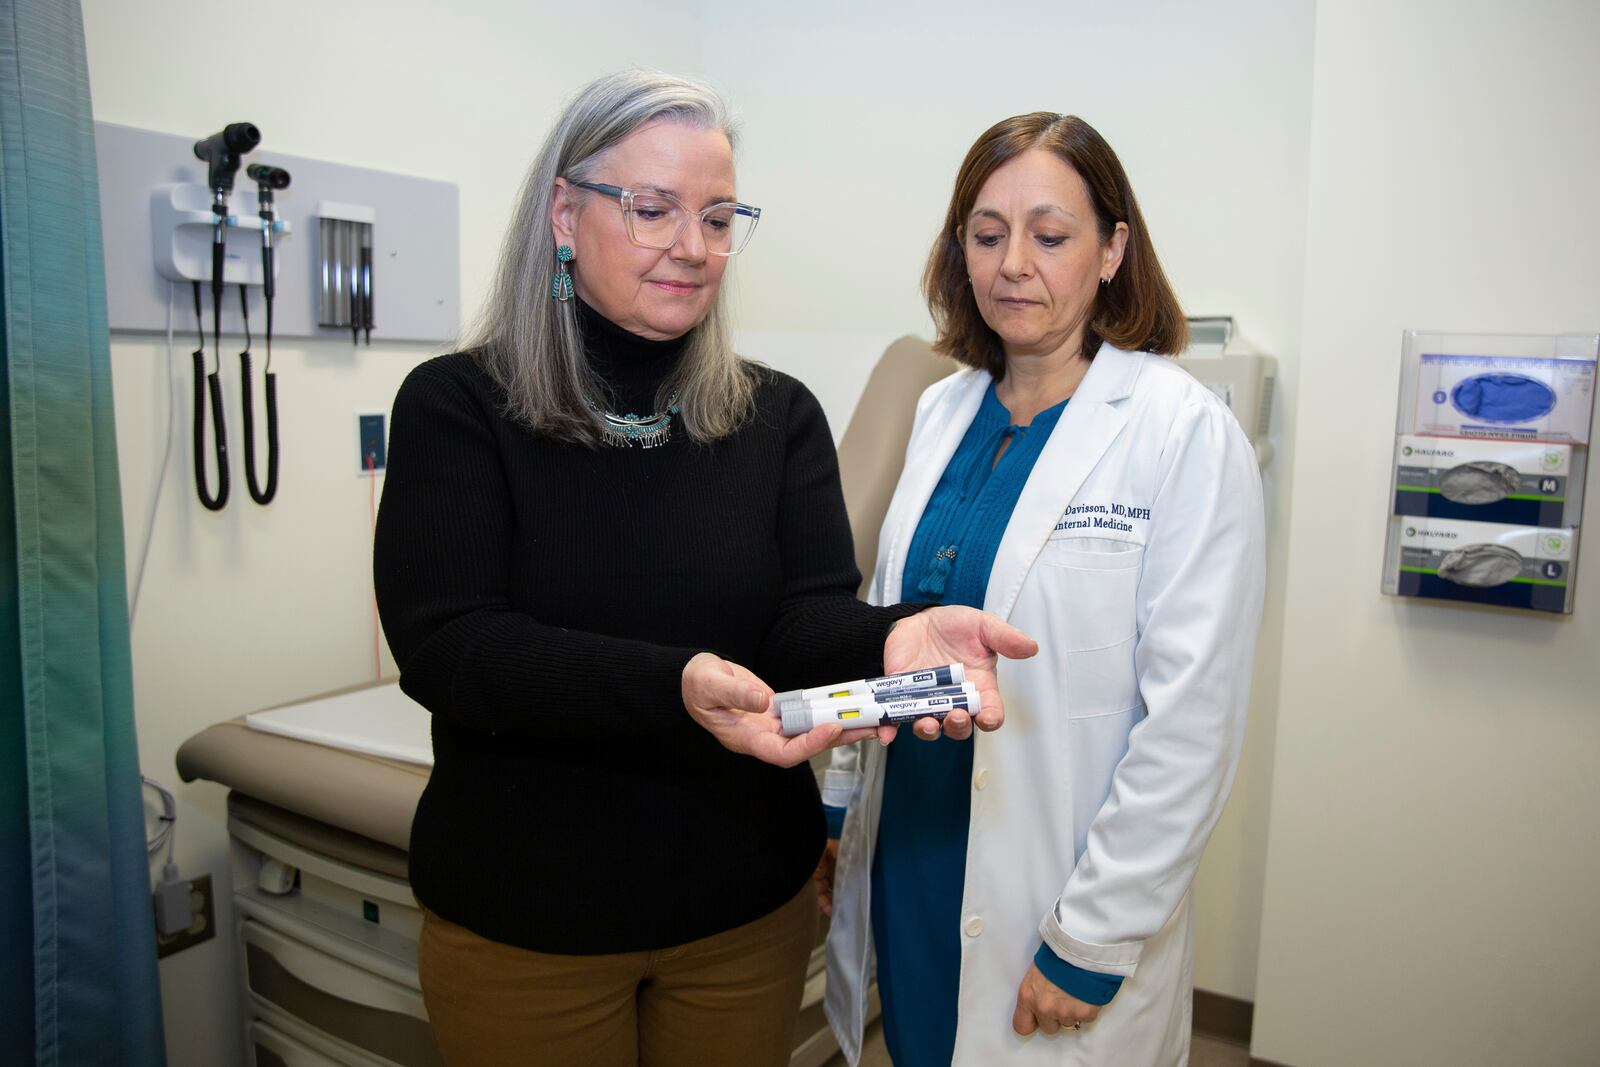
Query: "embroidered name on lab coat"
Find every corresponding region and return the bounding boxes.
[1055,502,1151,534]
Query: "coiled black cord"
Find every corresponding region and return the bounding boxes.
[238,285,278,504]
[191,280,229,511]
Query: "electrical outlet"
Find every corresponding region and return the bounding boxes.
[154,873,215,959]
[356,411,387,475]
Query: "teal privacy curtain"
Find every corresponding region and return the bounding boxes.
[0,1,167,1064]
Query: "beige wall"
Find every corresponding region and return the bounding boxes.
[83,3,701,1064]
[90,2,1600,1062]
[92,2,1324,1063]
[1250,2,1600,1065]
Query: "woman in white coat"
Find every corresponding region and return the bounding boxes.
[817,113,1266,1066]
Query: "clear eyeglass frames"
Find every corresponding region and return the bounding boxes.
[571,181,760,256]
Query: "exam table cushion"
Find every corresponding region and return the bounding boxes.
[177,718,427,852]
[227,791,411,880]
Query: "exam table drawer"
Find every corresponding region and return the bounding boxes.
[241,919,444,1067]
[248,1018,376,1067]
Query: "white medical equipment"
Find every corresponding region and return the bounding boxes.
[1178,317,1278,468]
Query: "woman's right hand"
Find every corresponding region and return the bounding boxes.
[682,652,876,768]
[814,838,840,917]
[880,605,1039,743]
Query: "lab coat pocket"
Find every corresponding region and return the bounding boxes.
[1034,538,1141,649]
[1031,540,1142,717]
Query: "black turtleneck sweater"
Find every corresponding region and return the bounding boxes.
[373,301,919,954]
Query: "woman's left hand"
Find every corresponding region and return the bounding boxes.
[1012,963,1100,1036]
[880,606,1038,743]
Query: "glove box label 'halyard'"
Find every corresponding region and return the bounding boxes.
[1393,435,1576,528]
[1393,517,1575,614]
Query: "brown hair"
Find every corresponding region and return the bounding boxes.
[923,113,1187,377]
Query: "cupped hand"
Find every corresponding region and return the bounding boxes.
[681,652,876,767]
[879,606,1038,743]
[1012,963,1100,1036]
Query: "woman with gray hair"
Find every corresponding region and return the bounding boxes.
[373,70,1034,1065]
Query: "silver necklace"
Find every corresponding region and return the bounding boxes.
[591,393,681,448]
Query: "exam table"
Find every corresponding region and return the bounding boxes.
[177,689,439,1067]
[175,336,953,1067]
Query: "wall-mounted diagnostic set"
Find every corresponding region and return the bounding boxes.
[178,122,288,510]
[1382,331,1599,614]
[93,121,460,516]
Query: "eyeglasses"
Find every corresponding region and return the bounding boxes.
[572,181,761,256]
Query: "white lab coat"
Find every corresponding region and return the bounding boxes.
[823,343,1265,1066]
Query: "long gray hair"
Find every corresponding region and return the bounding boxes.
[468,69,755,445]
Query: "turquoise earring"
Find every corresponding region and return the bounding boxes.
[552,245,575,301]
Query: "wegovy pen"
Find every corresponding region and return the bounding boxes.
[788,683,972,713]
[775,663,966,710]
[779,683,980,737]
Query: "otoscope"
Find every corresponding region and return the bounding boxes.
[193,122,260,342]
[188,122,260,510]
[242,163,289,505]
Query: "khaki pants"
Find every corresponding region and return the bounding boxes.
[419,883,817,1067]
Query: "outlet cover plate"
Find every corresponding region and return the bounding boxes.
[155,873,216,959]
[357,411,387,474]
